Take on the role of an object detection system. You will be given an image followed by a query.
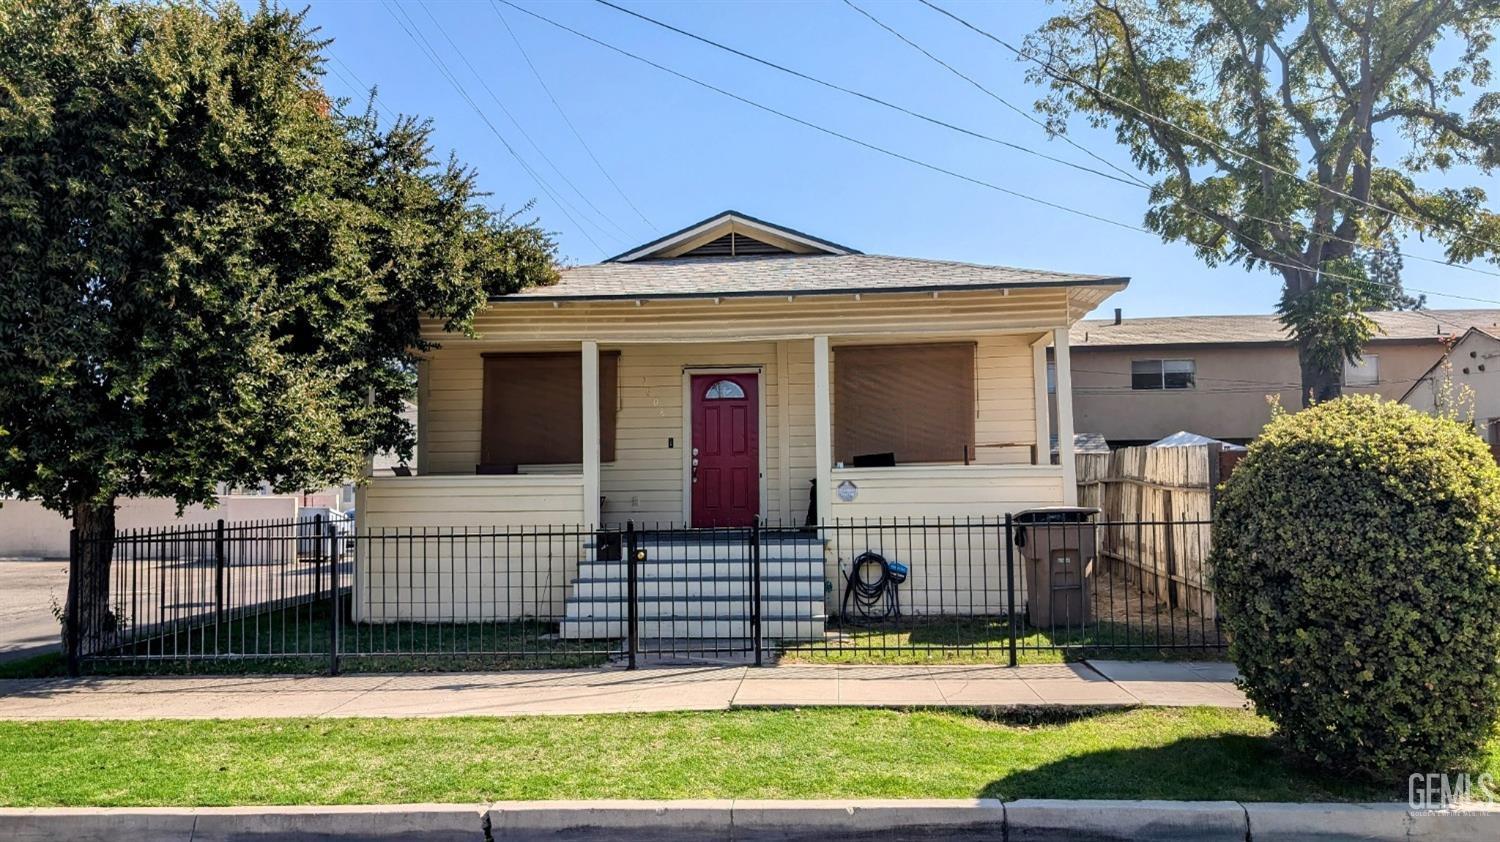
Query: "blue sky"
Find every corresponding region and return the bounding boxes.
[305,0,1499,317]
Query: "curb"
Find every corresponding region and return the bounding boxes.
[2,798,1499,840]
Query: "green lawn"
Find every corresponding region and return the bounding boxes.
[779,616,1225,665]
[3,707,1487,807]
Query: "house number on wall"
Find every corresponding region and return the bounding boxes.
[836,480,859,502]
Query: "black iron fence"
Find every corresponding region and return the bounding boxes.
[68,514,1222,673]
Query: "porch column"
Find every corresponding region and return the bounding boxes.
[1031,335,1051,466]
[1053,327,1078,505]
[582,340,601,528]
[813,335,833,526]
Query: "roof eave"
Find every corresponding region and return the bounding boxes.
[487,276,1130,304]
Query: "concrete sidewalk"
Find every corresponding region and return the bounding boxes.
[0,661,1244,719]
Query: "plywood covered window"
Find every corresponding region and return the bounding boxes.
[834,343,975,465]
[480,351,619,468]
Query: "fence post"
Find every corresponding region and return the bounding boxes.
[313,514,324,604]
[1005,513,1018,669]
[214,519,226,627]
[751,515,763,667]
[328,519,341,676]
[625,520,639,671]
[65,528,81,677]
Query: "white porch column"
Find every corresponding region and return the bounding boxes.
[1031,335,1051,466]
[581,340,601,528]
[812,335,833,526]
[1052,327,1078,505]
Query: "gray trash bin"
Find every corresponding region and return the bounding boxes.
[1014,507,1099,629]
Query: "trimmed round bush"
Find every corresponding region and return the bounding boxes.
[1211,395,1500,777]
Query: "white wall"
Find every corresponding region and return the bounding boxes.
[0,496,299,559]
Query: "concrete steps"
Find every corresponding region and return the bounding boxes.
[560,532,828,641]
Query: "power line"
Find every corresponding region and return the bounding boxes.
[844,0,1500,285]
[404,1,632,244]
[587,0,1142,189]
[498,0,1160,236]
[491,1,657,232]
[918,0,1500,257]
[839,0,1145,188]
[498,1,1500,306]
[379,0,609,256]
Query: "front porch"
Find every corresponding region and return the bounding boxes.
[355,324,1086,636]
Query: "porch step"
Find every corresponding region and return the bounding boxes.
[565,596,825,620]
[576,559,823,581]
[569,576,823,601]
[561,532,829,641]
[559,616,826,641]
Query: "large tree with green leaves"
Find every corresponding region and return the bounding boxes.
[1022,0,1500,402]
[0,0,557,648]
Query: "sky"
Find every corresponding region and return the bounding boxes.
[302,0,1500,318]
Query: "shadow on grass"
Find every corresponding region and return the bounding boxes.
[978,734,1394,803]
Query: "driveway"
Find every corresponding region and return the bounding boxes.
[0,558,68,662]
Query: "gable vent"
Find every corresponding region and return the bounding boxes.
[663,232,793,259]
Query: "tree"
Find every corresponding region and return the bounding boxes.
[1023,0,1500,403]
[0,0,558,649]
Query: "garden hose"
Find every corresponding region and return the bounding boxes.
[841,551,906,622]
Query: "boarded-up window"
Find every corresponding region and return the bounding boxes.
[480,351,618,468]
[834,343,975,464]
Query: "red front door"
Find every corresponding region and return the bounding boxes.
[690,373,760,528]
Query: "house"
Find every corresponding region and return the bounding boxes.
[352,210,1126,637]
[1401,325,1500,455]
[1053,308,1500,445]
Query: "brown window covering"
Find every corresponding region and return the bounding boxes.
[834,343,975,464]
[480,351,618,467]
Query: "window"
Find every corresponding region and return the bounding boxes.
[1046,360,1056,395]
[479,351,619,468]
[1344,355,1379,387]
[1131,359,1196,390]
[833,343,975,464]
[703,379,746,400]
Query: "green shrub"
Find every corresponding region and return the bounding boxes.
[1210,395,1500,777]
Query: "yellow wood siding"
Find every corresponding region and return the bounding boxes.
[417,333,1041,524]
[823,465,1066,614]
[435,289,1072,344]
[355,475,586,622]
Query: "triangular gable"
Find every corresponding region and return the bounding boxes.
[605,210,859,263]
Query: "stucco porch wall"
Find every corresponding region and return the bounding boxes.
[820,465,1066,616]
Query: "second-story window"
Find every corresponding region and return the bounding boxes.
[1343,355,1379,387]
[1131,359,1196,390]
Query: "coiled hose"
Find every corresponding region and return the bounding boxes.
[841,551,904,622]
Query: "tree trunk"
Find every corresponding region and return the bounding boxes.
[65,495,117,658]
[1297,339,1343,407]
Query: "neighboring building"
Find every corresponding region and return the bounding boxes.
[354,210,1126,635]
[1401,325,1500,453]
[1051,308,1500,445]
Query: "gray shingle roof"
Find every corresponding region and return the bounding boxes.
[493,254,1126,302]
[1071,309,1500,347]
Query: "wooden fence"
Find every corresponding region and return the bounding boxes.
[1076,444,1242,619]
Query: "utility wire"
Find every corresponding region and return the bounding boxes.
[408,1,631,244]
[918,0,1500,257]
[839,0,1146,188]
[588,0,1141,189]
[502,1,1500,305]
[379,0,609,256]
[843,0,1500,284]
[492,1,657,232]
